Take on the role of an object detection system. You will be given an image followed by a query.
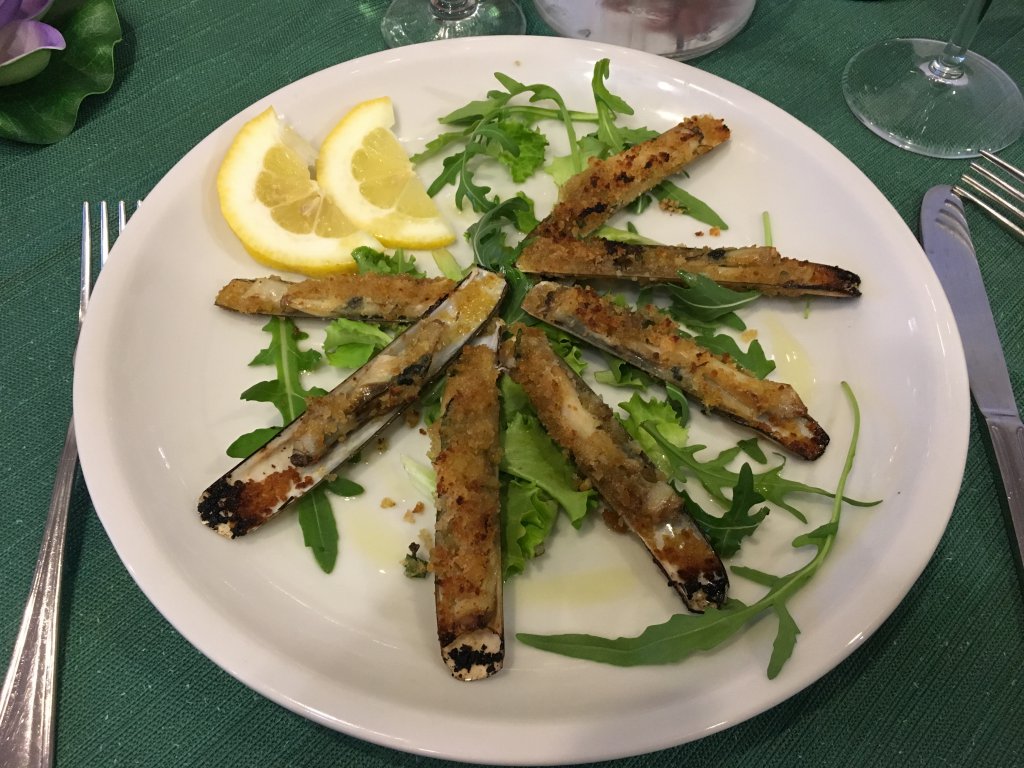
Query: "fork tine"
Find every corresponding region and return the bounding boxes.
[117,200,127,233]
[954,153,1024,243]
[80,202,91,325]
[99,200,110,269]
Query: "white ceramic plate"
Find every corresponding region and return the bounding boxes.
[74,36,969,765]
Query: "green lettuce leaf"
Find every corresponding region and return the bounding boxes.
[0,0,121,144]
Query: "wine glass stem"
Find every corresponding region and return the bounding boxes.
[930,0,993,79]
[431,0,478,21]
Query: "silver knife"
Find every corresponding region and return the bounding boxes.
[921,185,1024,583]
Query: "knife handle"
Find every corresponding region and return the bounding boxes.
[985,415,1024,585]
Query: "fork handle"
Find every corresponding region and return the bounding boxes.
[0,418,76,768]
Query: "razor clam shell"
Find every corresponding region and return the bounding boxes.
[501,324,728,612]
[215,273,456,322]
[431,330,504,680]
[517,235,862,298]
[198,267,507,539]
[521,280,830,460]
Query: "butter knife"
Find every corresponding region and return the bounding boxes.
[921,185,1024,582]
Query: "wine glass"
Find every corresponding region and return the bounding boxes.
[842,0,1024,159]
[381,0,526,48]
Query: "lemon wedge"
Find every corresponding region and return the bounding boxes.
[217,107,380,276]
[318,96,455,250]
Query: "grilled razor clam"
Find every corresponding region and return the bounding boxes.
[215,273,456,322]
[522,281,829,460]
[517,235,862,298]
[197,267,507,539]
[431,338,503,680]
[501,325,727,612]
[535,115,731,239]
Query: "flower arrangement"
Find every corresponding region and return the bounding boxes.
[0,0,121,144]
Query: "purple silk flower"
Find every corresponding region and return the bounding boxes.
[0,0,65,85]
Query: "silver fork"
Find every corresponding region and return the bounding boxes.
[953,150,1024,242]
[0,201,131,768]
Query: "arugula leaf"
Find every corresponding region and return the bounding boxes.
[664,272,760,327]
[241,318,324,422]
[228,317,344,572]
[591,57,634,154]
[226,426,282,459]
[351,246,426,277]
[323,318,394,369]
[296,488,339,573]
[324,474,365,497]
[518,382,867,679]
[738,438,768,464]
[694,332,776,379]
[651,182,729,230]
[683,464,770,557]
[467,196,534,322]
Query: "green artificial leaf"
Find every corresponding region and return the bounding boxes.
[296,487,338,573]
[323,317,394,369]
[683,463,770,557]
[0,0,122,144]
[351,246,426,277]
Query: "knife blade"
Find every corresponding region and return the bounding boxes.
[921,185,1024,584]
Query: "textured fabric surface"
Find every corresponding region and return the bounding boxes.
[1,0,1023,766]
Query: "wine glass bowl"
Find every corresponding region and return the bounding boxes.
[382,0,526,48]
[842,0,1024,159]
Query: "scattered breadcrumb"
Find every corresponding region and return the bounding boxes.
[403,501,426,523]
[709,226,721,237]
[404,408,420,428]
[741,328,758,343]
[375,437,389,453]
[380,497,396,509]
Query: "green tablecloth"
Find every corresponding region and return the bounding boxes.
[2,1,1023,765]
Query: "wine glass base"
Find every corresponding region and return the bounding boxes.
[842,38,1024,159]
[381,0,526,48]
